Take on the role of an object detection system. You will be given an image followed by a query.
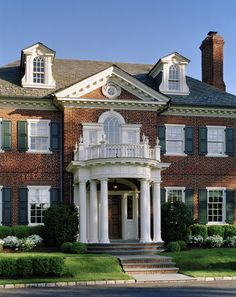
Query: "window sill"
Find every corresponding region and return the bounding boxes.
[207,222,226,225]
[164,153,187,157]
[206,154,228,158]
[27,150,52,154]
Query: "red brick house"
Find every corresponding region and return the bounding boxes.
[0,31,235,244]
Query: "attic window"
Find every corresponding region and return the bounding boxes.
[33,57,45,84]
[168,65,180,90]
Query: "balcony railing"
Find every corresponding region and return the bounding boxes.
[74,136,161,162]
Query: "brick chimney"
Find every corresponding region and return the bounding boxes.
[200,31,226,91]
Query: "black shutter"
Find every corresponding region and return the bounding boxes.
[50,122,60,151]
[2,187,12,226]
[185,189,194,219]
[199,127,207,155]
[198,189,207,224]
[185,127,194,155]
[161,188,166,205]
[226,189,234,224]
[158,126,166,154]
[18,188,28,225]
[50,188,61,207]
[2,120,12,151]
[225,128,234,156]
[17,121,28,151]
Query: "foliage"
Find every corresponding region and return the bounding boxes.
[0,225,44,239]
[207,225,224,238]
[3,236,20,249]
[19,235,43,251]
[60,242,87,254]
[43,203,79,247]
[188,235,204,247]
[190,224,207,239]
[204,235,223,248]
[167,241,180,252]
[60,242,74,253]
[0,256,64,277]
[224,236,236,248]
[176,240,187,250]
[224,225,236,239]
[161,201,193,244]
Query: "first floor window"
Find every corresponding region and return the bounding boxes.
[166,187,185,203]
[127,196,133,219]
[166,125,185,155]
[207,188,225,223]
[28,186,50,225]
[28,120,50,152]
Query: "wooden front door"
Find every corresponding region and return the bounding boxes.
[108,195,122,239]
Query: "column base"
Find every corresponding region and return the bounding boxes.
[89,239,99,244]
[153,238,164,243]
[139,238,152,243]
[99,239,110,244]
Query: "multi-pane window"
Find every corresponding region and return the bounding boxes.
[166,188,185,203]
[207,126,225,155]
[89,131,97,145]
[28,187,50,225]
[168,65,180,90]
[28,120,50,152]
[33,57,45,84]
[103,116,121,144]
[207,189,225,223]
[166,125,185,154]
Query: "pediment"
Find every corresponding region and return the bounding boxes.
[55,65,169,104]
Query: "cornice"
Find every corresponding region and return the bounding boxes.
[0,96,57,110]
[163,105,236,118]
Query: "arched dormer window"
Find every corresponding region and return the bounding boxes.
[168,64,180,90]
[103,116,121,144]
[33,57,45,84]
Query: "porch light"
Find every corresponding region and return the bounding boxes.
[112,179,118,190]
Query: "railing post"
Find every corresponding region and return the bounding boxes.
[155,137,161,161]
[99,134,107,158]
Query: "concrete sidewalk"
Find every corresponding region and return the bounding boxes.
[129,273,196,283]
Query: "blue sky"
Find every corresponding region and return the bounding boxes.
[0,0,236,94]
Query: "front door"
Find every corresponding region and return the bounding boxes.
[108,195,122,239]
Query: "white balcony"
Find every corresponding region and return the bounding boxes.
[73,135,161,162]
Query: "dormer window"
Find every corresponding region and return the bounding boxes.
[21,42,56,89]
[33,57,45,84]
[168,64,180,91]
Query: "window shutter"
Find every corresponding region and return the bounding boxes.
[199,127,207,155]
[161,189,166,205]
[50,188,61,207]
[225,128,234,156]
[198,189,207,224]
[18,188,28,225]
[50,122,60,151]
[17,121,28,151]
[185,127,194,155]
[2,120,12,151]
[2,187,12,226]
[185,189,194,219]
[158,126,166,153]
[226,189,234,224]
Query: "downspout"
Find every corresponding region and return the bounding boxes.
[60,110,64,202]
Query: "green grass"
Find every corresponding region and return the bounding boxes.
[0,252,131,284]
[163,248,236,277]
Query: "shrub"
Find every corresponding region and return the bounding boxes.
[167,241,181,252]
[19,235,43,251]
[17,258,33,277]
[224,225,236,239]
[31,257,50,275]
[0,225,44,239]
[43,203,79,247]
[0,226,12,239]
[71,242,87,254]
[0,258,17,277]
[207,225,224,238]
[3,236,20,249]
[48,257,65,276]
[161,201,194,244]
[177,240,187,251]
[11,226,32,239]
[0,239,4,251]
[224,236,236,248]
[188,235,204,247]
[190,224,207,239]
[60,242,74,253]
[204,235,223,248]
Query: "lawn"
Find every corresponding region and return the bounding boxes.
[0,252,132,285]
[163,248,236,277]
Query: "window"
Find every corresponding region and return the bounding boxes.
[166,187,185,203]
[207,126,225,156]
[33,57,45,84]
[127,196,133,219]
[89,131,97,145]
[103,116,121,144]
[166,125,185,155]
[168,65,180,91]
[28,120,50,152]
[207,188,225,223]
[28,186,50,225]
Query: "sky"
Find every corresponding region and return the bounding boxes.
[0,0,236,94]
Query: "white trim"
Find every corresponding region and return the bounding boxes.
[165,124,186,156]
[206,126,227,157]
[0,186,3,226]
[206,187,226,224]
[98,110,125,124]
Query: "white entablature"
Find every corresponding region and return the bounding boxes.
[54,65,170,106]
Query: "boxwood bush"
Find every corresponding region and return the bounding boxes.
[0,225,44,239]
[207,225,224,238]
[190,224,207,239]
[224,225,236,239]
[60,242,87,254]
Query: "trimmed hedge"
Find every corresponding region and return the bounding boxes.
[0,226,44,239]
[190,224,236,240]
[190,224,207,239]
[207,225,224,238]
[60,242,87,254]
[0,256,64,277]
[224,225,236,238]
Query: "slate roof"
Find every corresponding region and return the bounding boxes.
[0,58,236,108]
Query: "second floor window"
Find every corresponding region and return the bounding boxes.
[33,57,45,84]
[103,116,121,144]
[166,125,185,155]
[28,120,50,152]
[207,126,225,156]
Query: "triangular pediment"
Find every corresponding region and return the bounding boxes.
[55,65,169,104]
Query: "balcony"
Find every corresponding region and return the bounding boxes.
[73,135,161,162]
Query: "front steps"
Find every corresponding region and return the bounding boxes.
[87,242,164,255]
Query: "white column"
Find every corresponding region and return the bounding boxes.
[79,180,87,243]
[100,179,110,243]
[153,181,163,242]
[140,179,152,243]
[89,180,98,243]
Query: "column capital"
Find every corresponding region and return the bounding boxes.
[79,178,88,184]
[99,178,108,182]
